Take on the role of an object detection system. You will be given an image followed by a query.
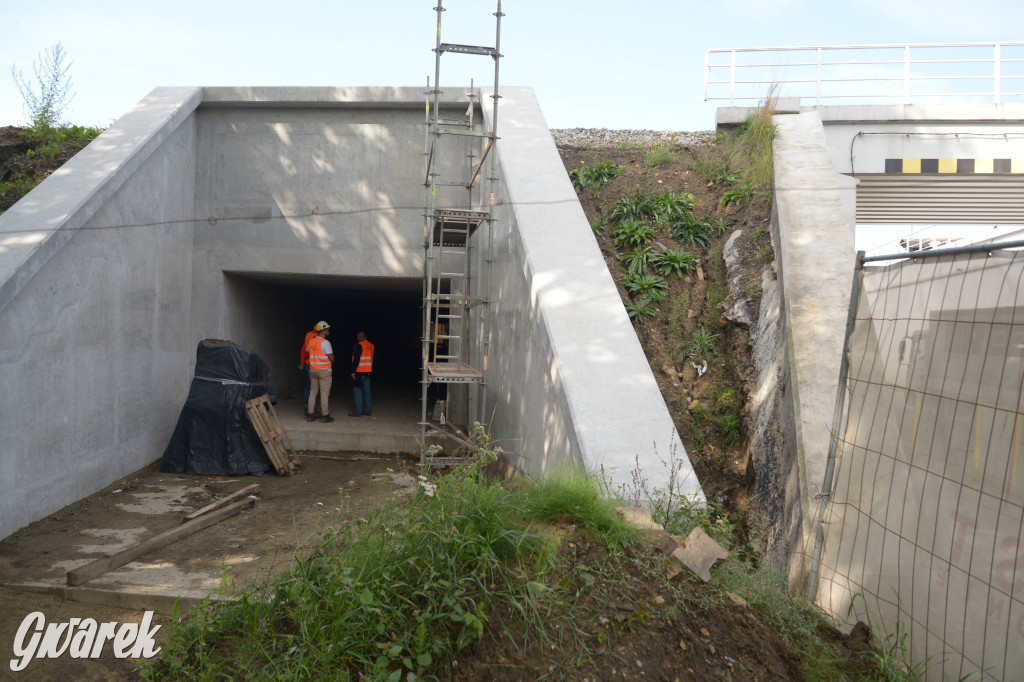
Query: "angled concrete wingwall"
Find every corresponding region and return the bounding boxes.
[0,86,703,540]
[477,88,701,495]
[0,88,202,539]
[743,111,855,591]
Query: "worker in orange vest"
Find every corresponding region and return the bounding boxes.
[348,331,374,417]
[298,322,320,408]
[306,321,335,423]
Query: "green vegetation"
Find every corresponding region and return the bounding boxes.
[644,143,675,167]
[569,160,622,192]
[706,217,737,237]
[142,431,639,681]
[690,96,777,203]
[610,189,695,228]
[622,272,668,302]
[706,281,727,311]
[610,190,656,223]
[650,248,699,278]
[679,326,720,362]
[688,133,742,187]
[651,190,696,227]
[0,124,102,202]
[625,296,659,324]
[669,215,712,251]
[619,245,656,276]
[760,245,776,263]
[667,291,690,353]
[610,218,655,248]
[719,184,753,211]
[627,446,925,682]
[736,92,778,191]
[3,43,103,205]
[11,42,75,131]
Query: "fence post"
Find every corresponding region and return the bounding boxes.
[816,47,822,107]
[730,50,736,106]
[994,43,1002,104]
[806,251,865,600]
[903,45,911,104]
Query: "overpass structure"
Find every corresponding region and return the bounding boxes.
[711,42,1024,682]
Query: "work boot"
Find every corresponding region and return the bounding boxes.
[348,412,361,417]
[306,413,317,422]
[320,414,335,423]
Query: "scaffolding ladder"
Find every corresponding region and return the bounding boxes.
[419,0,503,469]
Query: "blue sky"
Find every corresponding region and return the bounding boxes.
[2,0,1022,131]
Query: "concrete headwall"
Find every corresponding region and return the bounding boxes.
[0,88,201,539]
[190,88,479,388]
[0,85,704,539]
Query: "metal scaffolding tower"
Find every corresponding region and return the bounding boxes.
[419,0,503,468]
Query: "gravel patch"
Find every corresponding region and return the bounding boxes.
[550,128,716,149]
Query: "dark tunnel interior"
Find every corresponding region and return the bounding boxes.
[222,273,427,406]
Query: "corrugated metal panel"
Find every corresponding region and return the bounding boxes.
[856,175,1024,224]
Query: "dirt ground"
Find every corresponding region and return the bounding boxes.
[452,534,810,682]
[0,452,418,680]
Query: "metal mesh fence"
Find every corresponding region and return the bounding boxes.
[813,245,1024,681]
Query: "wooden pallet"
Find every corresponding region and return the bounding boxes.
[245,395,301,475]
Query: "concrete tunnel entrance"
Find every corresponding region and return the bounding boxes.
[222,272,425,421]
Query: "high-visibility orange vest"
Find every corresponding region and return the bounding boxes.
[299,330,317,364]
[307,337,331,370]
[354,339,374,373]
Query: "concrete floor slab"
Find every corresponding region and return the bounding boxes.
[0,453,416,615]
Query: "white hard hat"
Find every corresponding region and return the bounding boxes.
[315,320,331,331]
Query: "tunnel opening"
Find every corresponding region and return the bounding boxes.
[220,272,428,425]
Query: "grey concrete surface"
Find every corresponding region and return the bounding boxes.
[0,85,703,541]
[274,396,421,454]
[0,88,202,541]
[763,111,856,590]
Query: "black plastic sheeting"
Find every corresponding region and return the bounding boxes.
[161,341,273,476]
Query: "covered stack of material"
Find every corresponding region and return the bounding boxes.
[161,340,272,475]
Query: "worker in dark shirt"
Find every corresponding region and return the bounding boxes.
[348,331,375,417]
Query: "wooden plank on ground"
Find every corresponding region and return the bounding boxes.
[264,399,301,467]
[182,484,260,522]
[67,497,255,586]
[244,395,295,475]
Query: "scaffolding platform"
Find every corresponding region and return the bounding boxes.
[425,362,484,384]
[431,209,488,246]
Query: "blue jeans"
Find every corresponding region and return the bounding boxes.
[353,373,372,414]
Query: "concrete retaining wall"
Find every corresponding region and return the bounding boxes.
[0,85,704,540]
[0,89,201,539]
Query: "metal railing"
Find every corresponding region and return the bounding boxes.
[705,42,1024,106]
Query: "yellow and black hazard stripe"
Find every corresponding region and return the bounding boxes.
[885,158,1024,174]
